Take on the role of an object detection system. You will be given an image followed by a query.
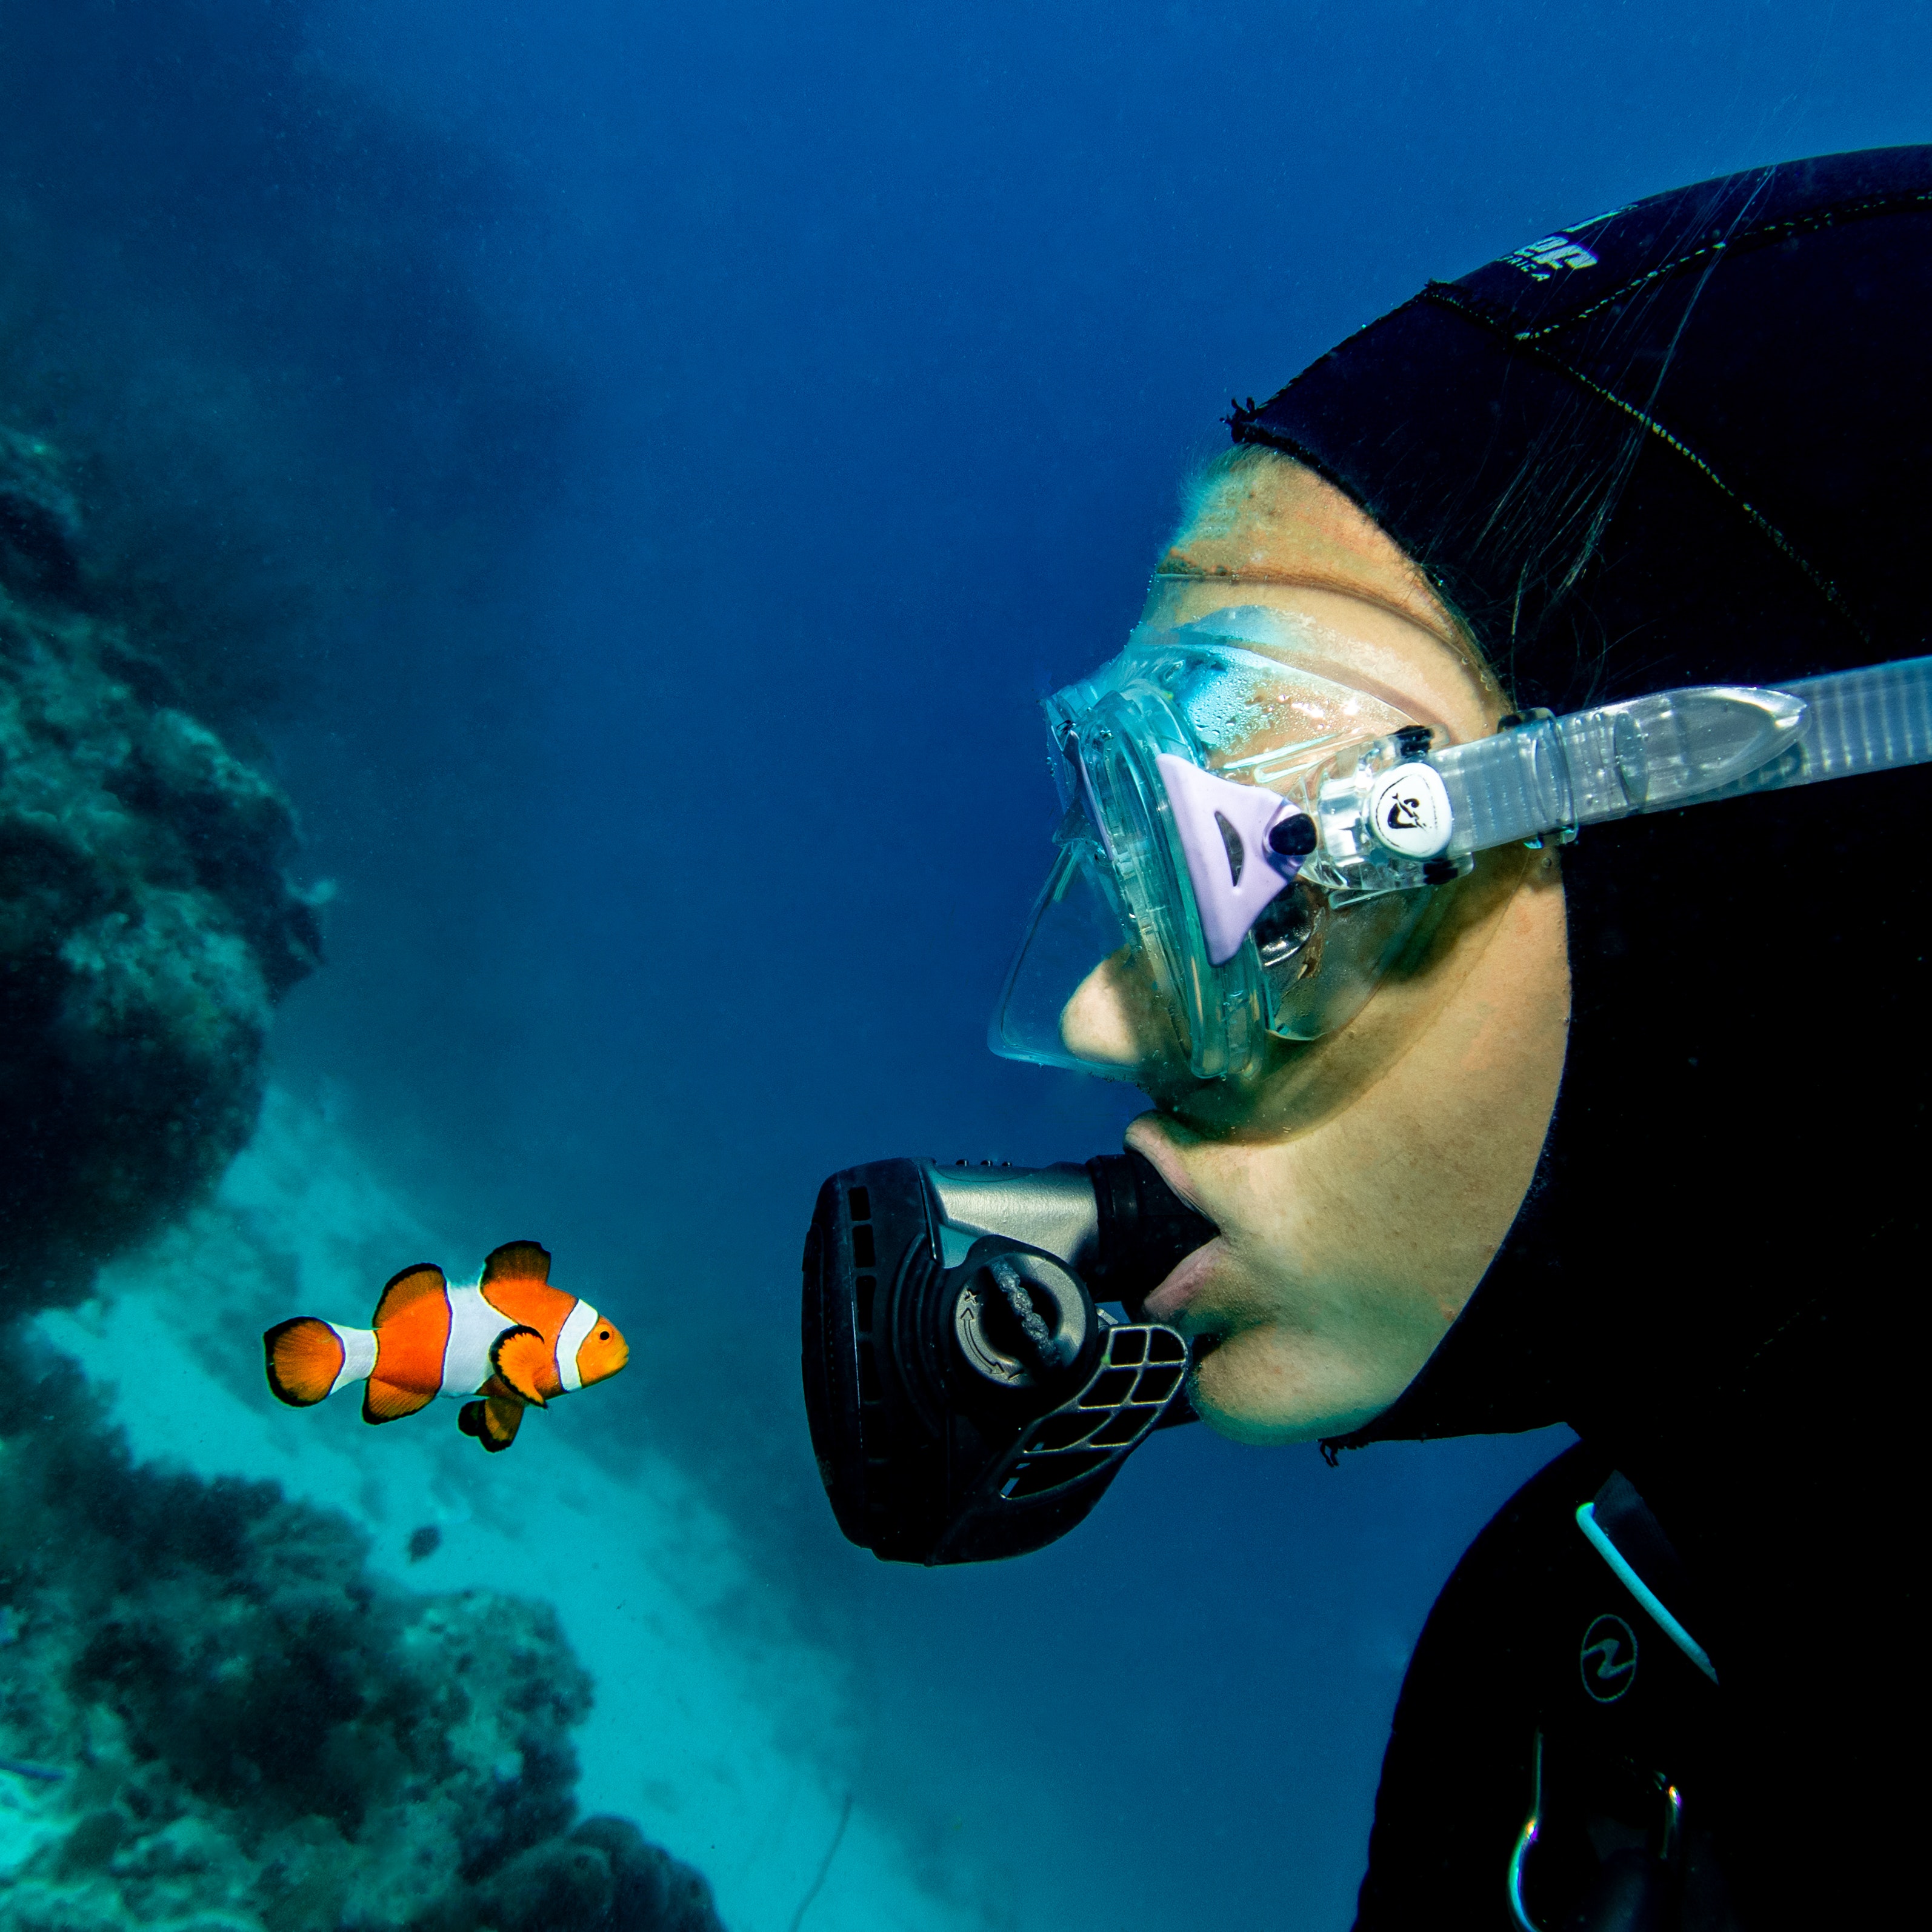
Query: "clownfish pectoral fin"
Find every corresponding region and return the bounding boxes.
[459,1381,527,1453]
[373,1262,448,1329]
[482,1241,551,1284]
[490,1325,552,1406]
[265,1317,345,1407]
[363,1377,435,1425]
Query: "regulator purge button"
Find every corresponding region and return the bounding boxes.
[1367,762,1454,861]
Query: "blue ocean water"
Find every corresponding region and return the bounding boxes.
[2,4,1925,1928]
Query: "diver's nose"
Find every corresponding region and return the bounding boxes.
[1059,948,1181,1075]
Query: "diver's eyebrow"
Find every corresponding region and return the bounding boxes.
[1150,559,1493,692]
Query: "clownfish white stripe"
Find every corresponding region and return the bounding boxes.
[556,1299,598,1394]
[442,1282,508,1397]
[326,1323,378,1394]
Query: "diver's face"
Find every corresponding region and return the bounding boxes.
[1090,455,1570,1443]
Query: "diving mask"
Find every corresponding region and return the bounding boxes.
[993,608,1932,1083]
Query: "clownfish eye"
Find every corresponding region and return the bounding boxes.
[598,1330,610,1341]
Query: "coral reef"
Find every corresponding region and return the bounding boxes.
[0,425,322,1317]
[0,425,728,1928]
[1,22,734,1924]
[0,1373,725,1932]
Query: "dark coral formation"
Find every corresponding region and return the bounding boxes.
[0,1374,725,1932]
[0,425,728,1925]
[0,425,322,1316]
[0,416,731,1932]
[1,20,725,1924]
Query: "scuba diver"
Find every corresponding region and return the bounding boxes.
[802,146,1929,1929]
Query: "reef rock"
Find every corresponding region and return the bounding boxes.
[0,1375,726,1932]
[0,426,321,1317]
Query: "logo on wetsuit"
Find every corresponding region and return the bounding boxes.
[1579,1613,1639,1703]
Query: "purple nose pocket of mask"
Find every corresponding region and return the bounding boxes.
[1155,755,1308,966]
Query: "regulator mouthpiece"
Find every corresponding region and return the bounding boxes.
[801,1151,1215,1564]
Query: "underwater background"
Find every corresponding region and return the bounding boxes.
[2,4,1924,1928]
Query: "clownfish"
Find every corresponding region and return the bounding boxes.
[263,1241,628,1453]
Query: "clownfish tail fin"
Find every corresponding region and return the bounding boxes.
[265,1317,366,1407]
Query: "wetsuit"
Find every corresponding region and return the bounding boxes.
[1230,147,1931,1930]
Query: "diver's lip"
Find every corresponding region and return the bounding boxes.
[1122,1115,1211,1218]
[1141,1237,1225,1322]
[1124,1114,1226,1321]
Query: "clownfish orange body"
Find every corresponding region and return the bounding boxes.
[263,1241,628,1452]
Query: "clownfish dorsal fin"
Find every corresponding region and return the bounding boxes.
[482,1241,551,1284]
[490,1325,553,1407]
[373,1263,447,1330]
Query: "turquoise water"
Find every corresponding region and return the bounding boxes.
[2,5,1924,1929]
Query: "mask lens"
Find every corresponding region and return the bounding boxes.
[1256,878,1437,1039]
[995,608,1448,1082]
[1074,696,1261,1081]
[990,826,1137,1074]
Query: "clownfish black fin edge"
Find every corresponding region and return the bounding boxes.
[363,1377,434,1425]
[460,1387,525,1452]
[459,1399,504,1451]
[264,1317,344,1407]
[373,1262,447,1329]
[490,1325,551,1406]
[482,1241,552,1285]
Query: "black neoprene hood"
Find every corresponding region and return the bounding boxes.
[1226,147,1932,1447]
[1232,148,1931,707]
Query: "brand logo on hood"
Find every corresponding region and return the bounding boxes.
[1506,234,1602,281]
[1579,1613,1639,1703]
